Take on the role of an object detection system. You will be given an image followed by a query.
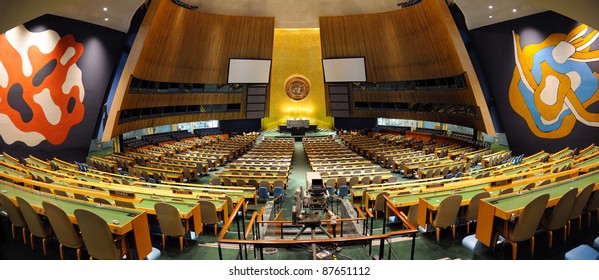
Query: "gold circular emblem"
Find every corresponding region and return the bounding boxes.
[285,75,310,101]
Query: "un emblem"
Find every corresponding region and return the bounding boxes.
[285,75,310,101]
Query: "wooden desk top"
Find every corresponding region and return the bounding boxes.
[384,182,485,208]
[0,181,143,235]
[320,171,392,182]
[0,181,152,259]
[475,168,599,247]
[484,171,599,220]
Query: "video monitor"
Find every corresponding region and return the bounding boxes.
[322,57,367,83]
[227,58,272,84]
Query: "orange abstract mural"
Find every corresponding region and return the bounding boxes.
[509,24,599,138]
[0,25,85,146]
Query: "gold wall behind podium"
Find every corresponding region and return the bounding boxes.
[262,28,333,130]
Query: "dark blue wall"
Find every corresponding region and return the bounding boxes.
[470,11,599,155]
[450,3,504,134]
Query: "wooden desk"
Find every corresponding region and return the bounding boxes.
[132,166,184,182]
[576,155,599,172]
[549,147,573,161]
[383,182,485,210]
[227,166,289,173]
[57,167,137,184]
[445,147,472,159]
[404,158,449,176]
[225,161,291,168]
[0,172,144,206]
[520,150,548,163]
[1,152,21,165]
[136,197,204,235]
[26,155,51,168]
[416,160,466,179]
[320,171,392,186]
[480,151,511,167]
[215,172,287,180]
[416,187,490,229]
[475,169,599,247]
[0,182,152,259]
[0,162,32,177]
[136,181,255,203]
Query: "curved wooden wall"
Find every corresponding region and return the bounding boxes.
[319,0,463,82]
[352,88,476,105]
[114,112,243,137]
[102,0,274,140]
[135,1,274,83]
[319,0,496,135]
[352,110,484,132]
[120,93,243,110]
[350,87,485,131]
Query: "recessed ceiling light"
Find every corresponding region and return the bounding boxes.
[513,8,517,12]
[104,18,109,21]
[489,15,493,19]
[489,5,493,9]
[103,7,108,11]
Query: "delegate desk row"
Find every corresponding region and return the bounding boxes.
[1,166,250,215]
[474,168,599,247]
[311,162,379,172]
[2,170,231,213]
[415,160,469,179]
[0,175,251,259]
[310,159,372,169]
[305,151,360,159]
[0,180,155,259]
[395,156,448,176]
[389,165,598,245]
[226,165,290,172]
[391,154,437,172]
[48,160,140,184]
[169,154,218,170]
[211,171,288,188]
[362,165,590,215]
[319,170,393,190]
[0,170,252,241]
[235,155,292,163]
[379,151,427,167]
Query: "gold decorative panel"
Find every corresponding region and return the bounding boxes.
[262,28,333,130]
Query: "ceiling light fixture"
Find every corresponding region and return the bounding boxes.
[397,0,422,8]
[489,15,493,19]
[104,18,109,21]
[171,0,199,10]
[489,5,493,9]
[103,7,108,11]
[513,8,517,12]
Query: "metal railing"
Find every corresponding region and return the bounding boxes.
[216,196,418,260]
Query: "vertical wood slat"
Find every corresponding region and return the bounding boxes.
[351,110,482,132]
[115,112,244,136]
[319,0,463,82]
[319,0,495,135]
[121,93,244,110]
[134,0,275,84]
[104,0,275,140]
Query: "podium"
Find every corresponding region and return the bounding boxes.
[286,119,309,129]
[279,120,317,135]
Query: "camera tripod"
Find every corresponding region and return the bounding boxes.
[293,212,335,260]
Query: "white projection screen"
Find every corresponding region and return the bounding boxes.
[227,59,272,83]
[322,57,367,82]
